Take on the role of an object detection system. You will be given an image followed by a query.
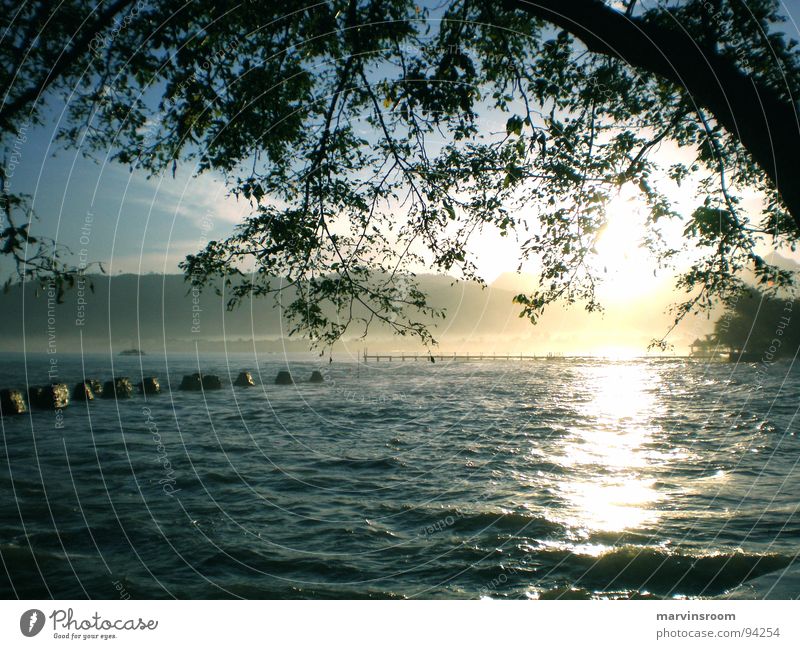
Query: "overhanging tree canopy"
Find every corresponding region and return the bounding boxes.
[2,0,799,346]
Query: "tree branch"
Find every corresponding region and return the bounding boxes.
[502,0,800,229]
[0,0,137,130]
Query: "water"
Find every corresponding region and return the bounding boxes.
[1,352,798,599]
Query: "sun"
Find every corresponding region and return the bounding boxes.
[593,194,662,302]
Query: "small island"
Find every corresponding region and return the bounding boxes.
[119,349,146,357]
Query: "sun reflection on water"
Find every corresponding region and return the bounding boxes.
[550,362,667,534]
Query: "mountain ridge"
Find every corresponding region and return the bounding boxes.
[0,271,714,354]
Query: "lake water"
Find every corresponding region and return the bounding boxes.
[1,352,798,599]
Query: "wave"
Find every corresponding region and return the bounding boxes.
[414,507,565,539]
[538,546,794,597]
[718,560,800,599]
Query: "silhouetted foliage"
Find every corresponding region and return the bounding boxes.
[713,290,799,357]
[3,0,800,345]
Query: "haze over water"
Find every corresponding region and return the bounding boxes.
[1,352,798,599]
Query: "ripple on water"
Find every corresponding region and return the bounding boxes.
[1,354,799,598]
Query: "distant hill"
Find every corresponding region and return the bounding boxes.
[489,271,540,294]
[0,273,541,353]
[0,271,714,355]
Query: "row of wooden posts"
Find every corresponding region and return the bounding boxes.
[0,370,324,417]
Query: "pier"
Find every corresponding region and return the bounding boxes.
[362,351,562,362]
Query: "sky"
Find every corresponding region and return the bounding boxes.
[4,0,800,354]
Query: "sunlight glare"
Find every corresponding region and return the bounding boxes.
[550,363,666,533]
[593,193,661,302]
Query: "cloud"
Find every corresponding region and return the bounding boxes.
[117,165,249,229]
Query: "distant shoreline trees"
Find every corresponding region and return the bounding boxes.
[693,290,798,359]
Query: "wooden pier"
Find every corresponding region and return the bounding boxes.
[362,351,561,362]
